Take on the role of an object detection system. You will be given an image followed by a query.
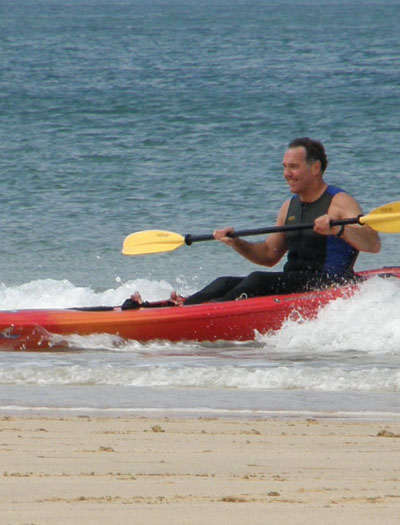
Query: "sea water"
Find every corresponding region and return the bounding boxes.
[0,0,399,420]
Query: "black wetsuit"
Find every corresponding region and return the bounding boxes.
[184,186,359,305]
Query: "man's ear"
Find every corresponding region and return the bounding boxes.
[311,160,321,176]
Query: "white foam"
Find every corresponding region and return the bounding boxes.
[260,276,400,355]
[0,277,178,309]
[0,362,399,393]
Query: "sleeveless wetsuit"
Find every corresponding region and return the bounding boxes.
[184,186,359,305]
[284,185,358,277]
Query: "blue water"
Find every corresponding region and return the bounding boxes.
[0,0,399,419]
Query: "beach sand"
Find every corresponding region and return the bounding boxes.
[1,416,400,524]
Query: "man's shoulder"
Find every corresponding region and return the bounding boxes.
[329,188,362,216]
[326,184,347,196]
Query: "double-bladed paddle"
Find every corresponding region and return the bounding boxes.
[122,200,400,256]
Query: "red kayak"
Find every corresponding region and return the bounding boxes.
[0,267,399,351]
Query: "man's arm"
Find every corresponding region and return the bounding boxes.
[213,200,290,267]
[314,192,381,253]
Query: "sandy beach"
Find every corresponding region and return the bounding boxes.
[1,415,400,524]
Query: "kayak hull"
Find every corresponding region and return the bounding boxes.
[1,267,399,351]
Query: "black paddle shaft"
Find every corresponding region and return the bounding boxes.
[184,216,361,245]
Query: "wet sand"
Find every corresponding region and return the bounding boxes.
[1,416,400,524]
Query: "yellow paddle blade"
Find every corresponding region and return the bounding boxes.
[361,201,400,233]
[122,230,185,255]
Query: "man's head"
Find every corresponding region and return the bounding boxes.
[283,138,328,198]
[288,137,328,173]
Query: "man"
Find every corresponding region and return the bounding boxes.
[180,137,381,305]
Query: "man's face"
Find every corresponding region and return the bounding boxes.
[282,146,315,194]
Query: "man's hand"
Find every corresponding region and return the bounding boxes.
[313,214,342,236]
[213,226,236,246]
